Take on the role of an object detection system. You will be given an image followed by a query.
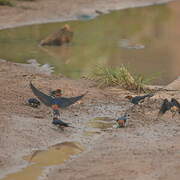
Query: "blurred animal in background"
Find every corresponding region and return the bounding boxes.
[158,98,180,118]
[27,98,40,108]
[116,114,130,128]
[40,24,73,46]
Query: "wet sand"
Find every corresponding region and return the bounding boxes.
[0,60,179,180]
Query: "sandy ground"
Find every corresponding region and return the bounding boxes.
[0,60,130,178]
[45,124,180,180]
[0,0,179,179]
[0,60,179,180]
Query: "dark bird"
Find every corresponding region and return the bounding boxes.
[158,98,180,117]
[158,99,171,115]
[30,82,87,127]
[125,93,154,105]
[116,114,130,128]
[52,119,69,127]
[171,98,180,111]
[30,82,87,108]
[28,98,40,108]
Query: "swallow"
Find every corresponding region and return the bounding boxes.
[125,93,154,105]
[30,82,87,108]
[28,98,40,108]
[30,82,87,127]
[116,114,130,128]
[158,98,180,118]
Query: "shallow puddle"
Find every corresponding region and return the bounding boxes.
[83,131,101,136]
[0,1,180,84]
[2,142,83,180]
[88,117,115,130]
[93,117,114,122]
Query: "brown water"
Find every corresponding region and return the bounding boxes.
[0,1,179,84]
[2,142,83,180]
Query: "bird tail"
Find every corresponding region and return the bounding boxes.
[144,93,154,98]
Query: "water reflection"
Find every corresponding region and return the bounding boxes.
[0,1,179,84]
[88,117,115,130]
[2,142,83,180]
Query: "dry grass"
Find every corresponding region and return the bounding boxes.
[87,65,153,92]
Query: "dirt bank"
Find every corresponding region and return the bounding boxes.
[0,0,175,30]
[45,124,180,180]
[0,60,179,180]
[0,60,130,178]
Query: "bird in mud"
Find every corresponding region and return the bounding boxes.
[125,93,154,105]
[28,98,41,108]
[29,82,87,128]
[158,98,180,118]
[116,114,130,128]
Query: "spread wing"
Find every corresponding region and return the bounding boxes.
[54,93,87,108]
[139,93,154,101]
[158,99,172,116]
[30,82,54,107]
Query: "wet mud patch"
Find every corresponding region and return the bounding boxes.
[1,142,83,180]
[83,131,101,137]
[87,117,115,130]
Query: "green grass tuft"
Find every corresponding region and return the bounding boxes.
[87,64,154,92]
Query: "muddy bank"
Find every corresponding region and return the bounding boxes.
[44,123,180,180]
[0,60,179,180]
[0,0,175,30]
[0,60,129,179]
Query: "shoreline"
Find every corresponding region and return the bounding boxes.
[0,0,175,30]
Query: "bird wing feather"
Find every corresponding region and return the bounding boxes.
[54,93,87,108]
[30,82,54,107]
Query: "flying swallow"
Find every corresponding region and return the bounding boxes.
[30,82,87,127]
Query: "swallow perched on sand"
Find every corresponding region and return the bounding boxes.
[28,98,40,108]
[125,93,154,105]
[158,98,180,118]
[30,82,87,127]
[116,114,130,128]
